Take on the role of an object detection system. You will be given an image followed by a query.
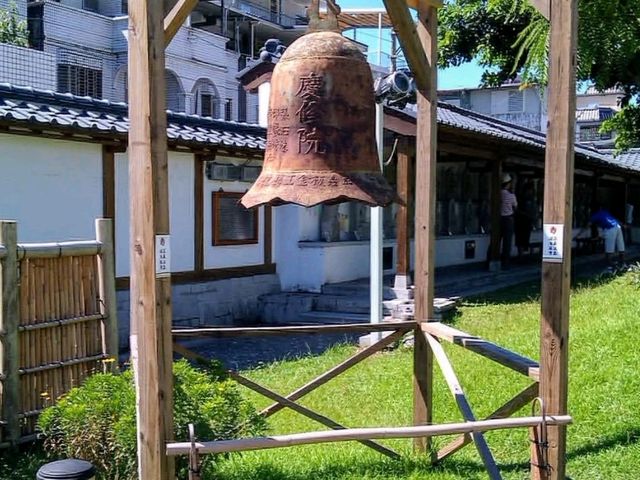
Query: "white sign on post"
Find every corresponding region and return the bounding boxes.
[542,224,564,263]
[155,234,171,278]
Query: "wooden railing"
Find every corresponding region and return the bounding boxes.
[169,321,570,480]
[0,219,118,445]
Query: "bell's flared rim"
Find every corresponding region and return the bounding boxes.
[241,171,399,209]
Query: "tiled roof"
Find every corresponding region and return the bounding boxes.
[598,148,640,171]
[398,101,622,169]
[0,83,265,152]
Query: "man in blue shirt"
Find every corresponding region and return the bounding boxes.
[590,207,625,266]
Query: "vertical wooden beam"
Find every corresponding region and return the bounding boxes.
[536,0,578,478]
[102,146,116,220]
[0,221,20,444]
[489,158,502,270]
[96,219,119,370]
[394,136,412,290]
[412,2,438,456]
[264,205,273,265]
[128,1,174,479]
[194,154,204,272]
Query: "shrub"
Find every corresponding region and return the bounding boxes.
[0,1,29,47]
[39,359,266,479]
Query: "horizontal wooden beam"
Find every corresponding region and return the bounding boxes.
[17,241,102,259]
[115,263,277,290]
[166,415,572,455]
[172,321,416,338]
[422,322,540,381]
[164,0,199,46]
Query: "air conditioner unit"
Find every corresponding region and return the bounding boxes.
[206,163,242,181]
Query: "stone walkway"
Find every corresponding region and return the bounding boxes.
[179,245,640,371]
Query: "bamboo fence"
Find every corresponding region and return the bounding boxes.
[0,219,118,445]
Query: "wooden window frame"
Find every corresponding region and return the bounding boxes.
[211,191,259,246]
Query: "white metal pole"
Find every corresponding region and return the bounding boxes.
[370,13,387,340]
[370,102,384,338]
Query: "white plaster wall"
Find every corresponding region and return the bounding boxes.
[0,134,102,242]
[115,151,195,277]
[203,174,265,269]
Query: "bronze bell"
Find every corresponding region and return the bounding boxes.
[241,29,397,208]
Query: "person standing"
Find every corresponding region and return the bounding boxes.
[515,182,536,256]
[500,174,518,268]
[590,206,625,266]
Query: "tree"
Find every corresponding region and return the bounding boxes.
[438,0,640,151]
[0,1,28,48]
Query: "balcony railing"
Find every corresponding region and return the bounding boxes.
[229,0,307,28]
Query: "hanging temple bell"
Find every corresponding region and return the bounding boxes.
[241,0,397,209]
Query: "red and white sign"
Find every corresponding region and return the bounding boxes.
[543,224,564,263]
[155,235,171,278]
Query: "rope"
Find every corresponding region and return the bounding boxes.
[530,397,551,476]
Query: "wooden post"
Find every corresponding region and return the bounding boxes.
[536,0,578,478]
[0,221,20,445]
[128,1,175,479]
[413,2,438,455]
[194,155,205,273]
[489,158,502,270]
[95,219,119,370]
[393,136,412,295]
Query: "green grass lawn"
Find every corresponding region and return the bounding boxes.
[3,270,639,479]
[214,271,640,480]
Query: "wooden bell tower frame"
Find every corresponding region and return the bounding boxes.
[127,0,577,478]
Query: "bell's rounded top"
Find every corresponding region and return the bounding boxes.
[279,31,367,64]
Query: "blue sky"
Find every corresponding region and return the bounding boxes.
[338,0,485,90]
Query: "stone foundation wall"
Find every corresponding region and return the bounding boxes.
[116,274,281,349]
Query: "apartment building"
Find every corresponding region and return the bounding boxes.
[1,0,310,122]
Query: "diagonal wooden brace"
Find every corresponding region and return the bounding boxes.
[436,382,539,462]
[424,332,503,480]
[261,328,408,418]
[172,342,400,459]
[229,371,400,459]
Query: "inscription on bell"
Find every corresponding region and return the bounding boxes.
[295,72,326,155]
[256,174,354,188]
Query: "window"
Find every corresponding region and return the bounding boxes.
[83,0,99,12]
[192,79,219,117]
[225,99,233,121]
[198,93,217,118]
[508,90,524,113]
[57,64,103,98]
[212,192,259,245]
[122,1,128,15]
[579,126,612,141]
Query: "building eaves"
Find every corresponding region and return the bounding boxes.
[597,148,640,172]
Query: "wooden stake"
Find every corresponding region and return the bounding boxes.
[536,0,578,478]
[96,219,119,370]
[128,1,175,478]
[0,222,20,444]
